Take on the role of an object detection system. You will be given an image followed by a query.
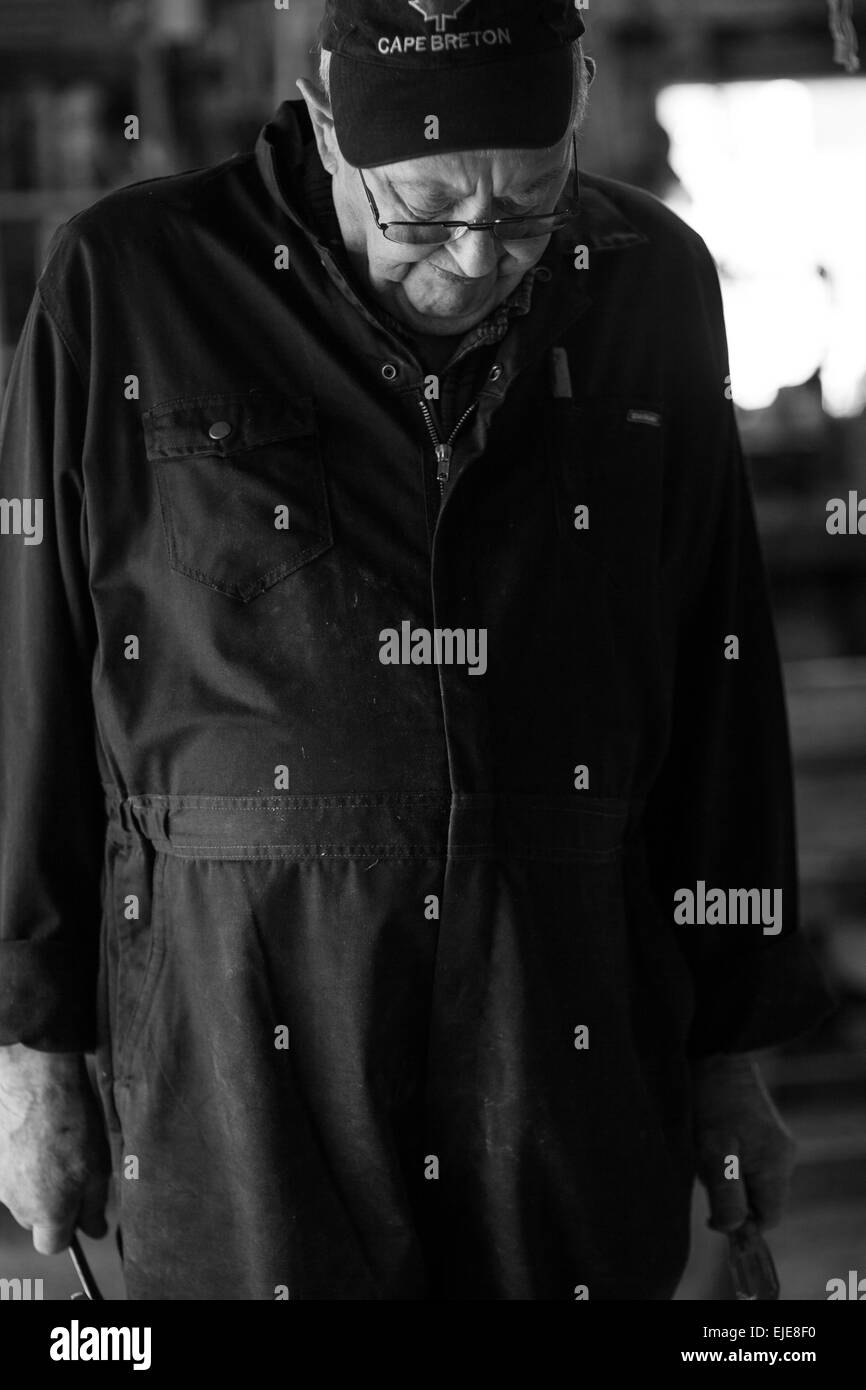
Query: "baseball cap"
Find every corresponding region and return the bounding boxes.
[320,0,587,167]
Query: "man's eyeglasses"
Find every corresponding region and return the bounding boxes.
[357,132,581,246]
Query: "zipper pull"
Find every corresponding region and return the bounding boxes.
[435,443,453,484]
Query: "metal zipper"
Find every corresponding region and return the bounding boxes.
[417,395,481,507]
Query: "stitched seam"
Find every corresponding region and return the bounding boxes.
[35,286,88,391]
[160,841,442,851]
[166,538,329,593]
[142,390,309,416]
[128,792,452,808]
[152,843,618,860]
[147,430,314,459]
[159,845,451,860]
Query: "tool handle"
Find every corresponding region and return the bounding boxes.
[728,1218,780,1301]
[69,1232,104,1301]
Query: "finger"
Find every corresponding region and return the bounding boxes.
[77,1181,109,1240]
[742,1127,796,1230]
[705,1174,749,1233]
[745,1165,793,1230]
[32,1220,75,1255]
[699,1139,749,1233]
[77,1209,108,1240]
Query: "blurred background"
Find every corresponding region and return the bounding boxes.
[0,0,864,1302]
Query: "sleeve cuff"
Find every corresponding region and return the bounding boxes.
[0,939,98,1051]
[685,933,837,1057]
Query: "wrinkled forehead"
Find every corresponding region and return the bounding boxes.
[369,139,569,196]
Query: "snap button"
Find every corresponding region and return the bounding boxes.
[381,363,398,381]
[489,364,503,382]
[208,420,233,441]
[535,266,553,283]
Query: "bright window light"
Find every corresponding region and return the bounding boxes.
[656,78,866,416]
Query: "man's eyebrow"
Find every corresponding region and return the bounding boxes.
[512,171,560,195]
[389,169,559,199]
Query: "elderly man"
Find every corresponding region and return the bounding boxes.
[0,0,830,1300]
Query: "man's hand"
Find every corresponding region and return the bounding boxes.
[691,1053,796,1233]
[0,1043,110,1254]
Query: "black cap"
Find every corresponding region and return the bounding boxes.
[320,0,586,167]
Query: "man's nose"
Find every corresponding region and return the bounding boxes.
[446,226,500,278]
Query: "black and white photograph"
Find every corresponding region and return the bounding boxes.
[0,0,864,1355]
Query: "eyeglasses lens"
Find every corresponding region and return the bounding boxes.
[383,213,578,245]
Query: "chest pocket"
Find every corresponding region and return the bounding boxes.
[143,391,332,602]
[547,395,666,593]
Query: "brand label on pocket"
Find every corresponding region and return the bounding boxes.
[626,409,662,428]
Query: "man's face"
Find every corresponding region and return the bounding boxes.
[327,135,573,337]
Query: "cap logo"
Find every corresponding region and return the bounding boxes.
[375,0,511,56]
[408,0,471,33]
[377,0,511,56]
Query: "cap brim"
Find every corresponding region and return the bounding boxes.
[330,46,575,167]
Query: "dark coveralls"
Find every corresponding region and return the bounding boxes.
[0,100,832,1299]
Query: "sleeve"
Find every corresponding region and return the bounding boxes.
[0,279,106,1052]
[642,232,836,1059]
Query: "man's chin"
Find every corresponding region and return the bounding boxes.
[394,284,497,336]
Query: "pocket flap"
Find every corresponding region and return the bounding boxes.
[142,392,315,461]
[145,389,332,603]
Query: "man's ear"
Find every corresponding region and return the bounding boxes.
[296,77,340,176]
